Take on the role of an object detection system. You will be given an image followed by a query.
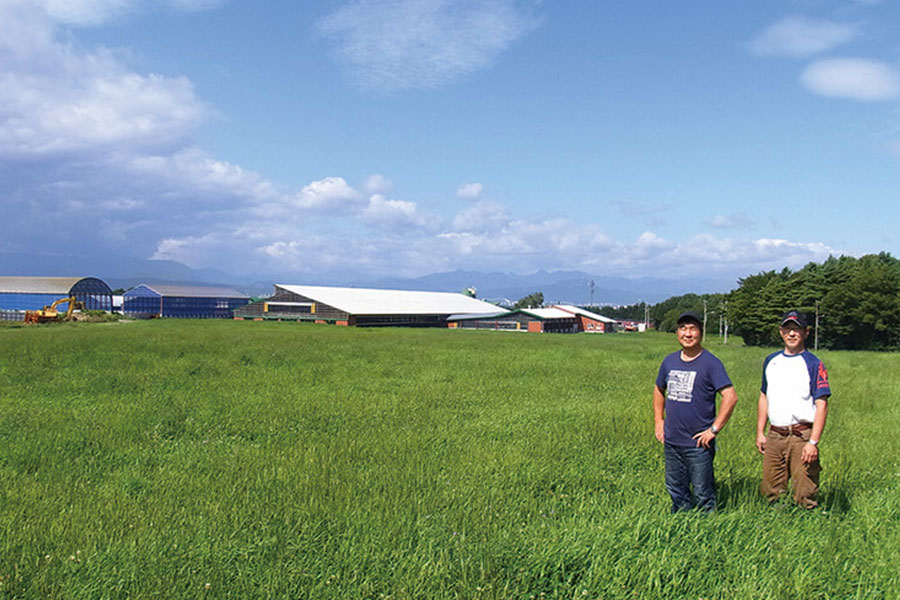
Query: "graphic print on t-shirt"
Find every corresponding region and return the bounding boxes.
[667,370,696,403]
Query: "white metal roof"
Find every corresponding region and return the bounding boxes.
[276,284,505,316]
[129,284,249,299]
[0,276,95,295]
[446,310,511,321]
[553,304,618,323]
[519,307,577,319]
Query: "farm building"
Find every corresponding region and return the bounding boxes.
[123,284,250,319]
[554,305,618,333]
[0,276,113,317]
[448,306,580,333]
[233,284,505,327]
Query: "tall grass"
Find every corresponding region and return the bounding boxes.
[0,320,898,598]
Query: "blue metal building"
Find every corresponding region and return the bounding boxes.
[123,284,250,318]
[0,276,114,313]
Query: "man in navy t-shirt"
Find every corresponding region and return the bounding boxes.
[653,311,739,512]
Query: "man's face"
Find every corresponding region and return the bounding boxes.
[779,321,808,353]
[676,321,702,351]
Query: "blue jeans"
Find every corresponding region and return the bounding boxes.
[664,442,716,513]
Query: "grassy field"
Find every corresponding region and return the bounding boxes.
[1,320,899,599]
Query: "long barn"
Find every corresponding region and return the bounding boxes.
[234,284,505,327]
[123,284,250,319]
[0,276,113,319]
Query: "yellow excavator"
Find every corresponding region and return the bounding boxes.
[24,296,85,324]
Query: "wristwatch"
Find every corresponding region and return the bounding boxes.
[710,425,719,435]
[808,439,818,446]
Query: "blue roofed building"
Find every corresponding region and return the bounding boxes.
[0,276,113,319]
[123,284,250,319]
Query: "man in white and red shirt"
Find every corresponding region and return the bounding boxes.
[757,310,832,508]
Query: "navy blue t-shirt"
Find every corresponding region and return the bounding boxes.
[655,349,732,447]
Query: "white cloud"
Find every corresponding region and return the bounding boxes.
[33,0,134,25]
[317,0,539,90]
[151,232,226,268]
[0,1,854,285]
[456,182,483,198]
[361,193,426,229]
[748,16,858,59]
[886,139,900,156]
[285,177,362,211]
[611,199,671,227]
[0,4,210,159]
[706,213,754,229]
[363,173,393,193]
[127,148,277,202]
[801,58,900,101]
[452,200,509,231]
[32,0,224,26]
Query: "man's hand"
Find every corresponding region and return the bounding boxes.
[693,428,716,448]
[654,420,665,443]
[801,441,818,464]
[756,433,767,454]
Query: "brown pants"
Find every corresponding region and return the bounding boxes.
[761,427,821,508]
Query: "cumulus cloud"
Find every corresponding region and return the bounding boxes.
[0,4,210,160]
[706,213,754,230]
[0,0,852,285]
[800,58,900,101]
[316,0,539,90]
[456,182,483,198]
[285,177,362,212]
[361,193,429,229]
[32,0,225,25]
[363,173,393,193]
[748,16,858,58]
[611,199,671,227]
[452,200,509,231]
[886,139,900,156]
[128,148,276,202]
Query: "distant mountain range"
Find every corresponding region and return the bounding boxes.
[0,251,737,305]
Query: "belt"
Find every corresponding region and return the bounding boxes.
[769,423,812,437]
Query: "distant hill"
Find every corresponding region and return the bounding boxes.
[0,251,240,293]
[0,252,736,305]
[362,269,735,305]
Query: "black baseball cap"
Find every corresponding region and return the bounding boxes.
[677,311,703,331]
[780,310,808,328]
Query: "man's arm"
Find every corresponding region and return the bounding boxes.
[653,385,666,443]
[756,392,769,454]
[693,385,738,448]
[801,397,828,464]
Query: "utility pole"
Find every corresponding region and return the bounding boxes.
[723,300,728,345]
[702,299,708,335]
[815,300,820,352]
[644,303,650,331]
[589,279,595,307]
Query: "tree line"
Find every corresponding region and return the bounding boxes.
[587,253,900,351]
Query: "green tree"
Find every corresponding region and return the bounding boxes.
[822,253,900,350]
[514,291,544,309]
[728,253,900,350]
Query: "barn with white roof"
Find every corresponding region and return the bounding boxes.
[553,305,618,333]
[448,306,580,333]
[233,284,506,327]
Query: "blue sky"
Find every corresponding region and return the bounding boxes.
[2,0,900,287]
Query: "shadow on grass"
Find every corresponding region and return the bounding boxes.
[717,476,852,513]
[716,476,760,510]
[819,486,851,513]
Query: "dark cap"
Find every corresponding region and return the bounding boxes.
[677,311,703,331]
[780,310,808,328]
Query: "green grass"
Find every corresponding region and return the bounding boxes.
[1,320,898,598]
